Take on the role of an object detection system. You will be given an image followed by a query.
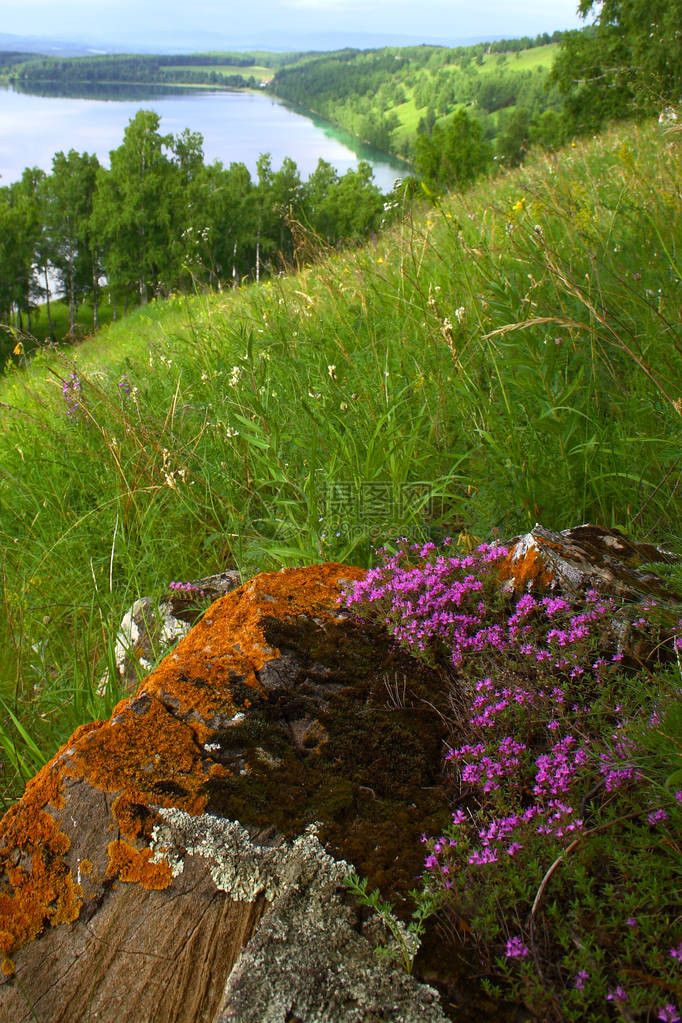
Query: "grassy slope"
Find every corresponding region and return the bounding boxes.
[0,118,680,803]
[478,42,559,73]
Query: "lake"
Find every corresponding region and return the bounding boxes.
[0,83,409,193]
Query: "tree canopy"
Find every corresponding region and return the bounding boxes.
[553,0,682,129]
[414,110,491,191]
[0,112,394,351]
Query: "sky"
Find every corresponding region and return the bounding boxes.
[0,0,587,50]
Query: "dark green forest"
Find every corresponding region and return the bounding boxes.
[9,53,262,89]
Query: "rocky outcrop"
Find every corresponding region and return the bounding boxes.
[111,571,243,692]
[500,522,678,599]
[0,562,451,1023]
[1,526,677,1023]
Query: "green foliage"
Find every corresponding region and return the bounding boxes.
[0,167,44,336]
[495,108,531,167]
[91,111,182,300]
[301,159,384,246]
[41,149,100,334]
[414,109,491,190]
[344,871,442,974]
[553,0,682,129]
[0,112,390,347]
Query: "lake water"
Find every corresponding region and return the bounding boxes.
[0,83,409,193]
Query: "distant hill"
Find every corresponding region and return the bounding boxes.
[0,33,97,57]
[0,29,504,58]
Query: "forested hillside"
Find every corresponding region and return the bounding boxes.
[3,50,289,88]
[270,35,565,160]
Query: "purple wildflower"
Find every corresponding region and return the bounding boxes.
[505,936,529,958]
[574,969,589,990]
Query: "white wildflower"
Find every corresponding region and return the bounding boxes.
[659,106,678,126]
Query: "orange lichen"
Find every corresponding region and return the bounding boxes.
[498,543,555,592]
[2,957,14,976]
[0,755,82,962]
[79,859,93,875]
[111,794,154,841]
[62,696,211,820]
[0,817,81,959]
[141,562,365,725]
[105,840,173,890]
[0,563,365,964]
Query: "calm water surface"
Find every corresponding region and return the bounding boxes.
[0,84,408,192]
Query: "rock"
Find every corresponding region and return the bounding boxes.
[0,562,451,1022]
[2,528,677,1022]
[113,596,191,692]
[152,811,446,1023]
[110,570,243,694]
[499,522,679,600]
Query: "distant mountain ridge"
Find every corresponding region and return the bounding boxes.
[0,29,503,57]
[0,33,98,57]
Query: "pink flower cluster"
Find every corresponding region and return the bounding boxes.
[344,538,681,1012]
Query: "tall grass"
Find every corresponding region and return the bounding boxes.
[0,118,680,804]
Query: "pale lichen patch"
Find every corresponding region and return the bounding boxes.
[148,809,448,1022]
[149,809,346,901]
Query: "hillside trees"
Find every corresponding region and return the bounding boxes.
[0,112,390,353]
[254,155,303,273]
[91,111,180,304]
[553,0,682,128]
[185,160,257,287]
[40,150,100,334]
[495,108,531,167]
[300,159,384,246]
[0,168,44,332]
[414,109,491,190]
